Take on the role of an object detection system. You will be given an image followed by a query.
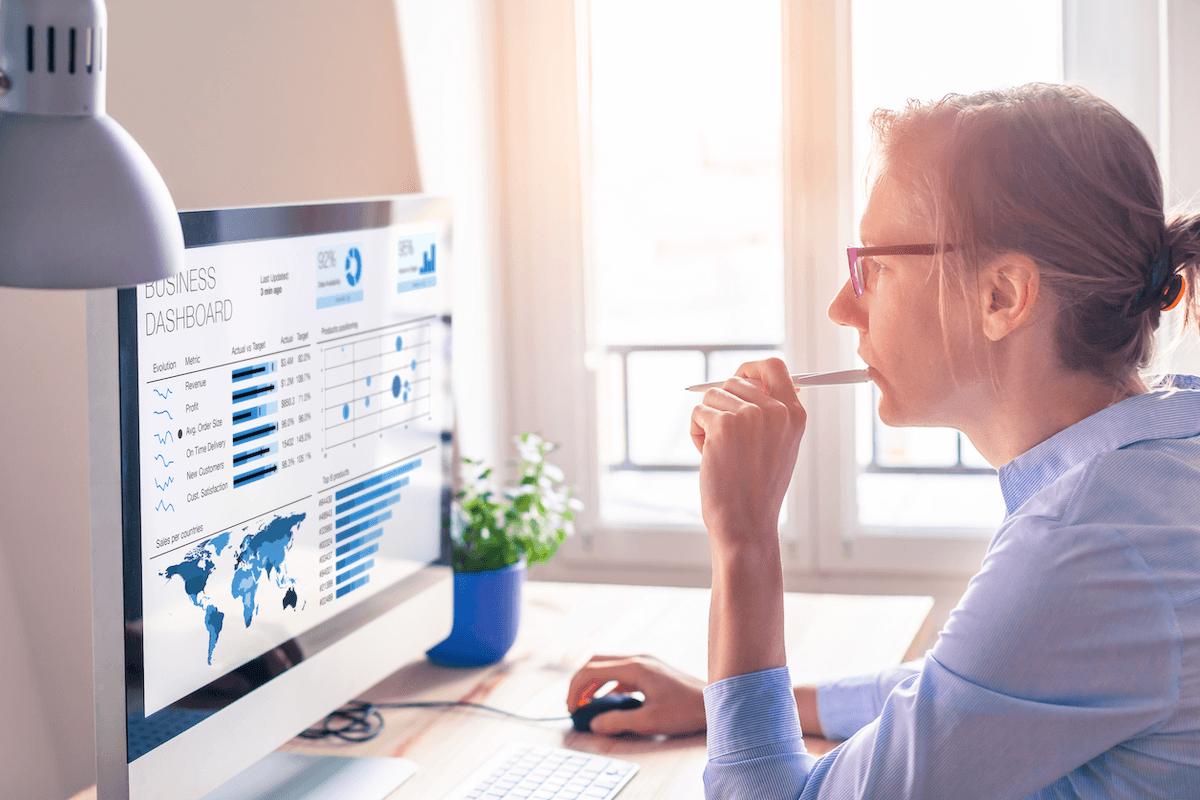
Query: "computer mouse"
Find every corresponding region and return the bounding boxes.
[571,693,644,733]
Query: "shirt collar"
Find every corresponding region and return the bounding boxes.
[997,375,1200,516]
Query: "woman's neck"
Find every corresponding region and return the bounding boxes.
[960,367,1140,468]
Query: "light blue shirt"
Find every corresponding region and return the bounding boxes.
[703,376,1200,799]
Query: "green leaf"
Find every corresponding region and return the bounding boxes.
[449,435,584,572]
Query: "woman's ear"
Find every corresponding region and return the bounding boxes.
[979,252,1040,342]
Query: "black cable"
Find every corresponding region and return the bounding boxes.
[299,699,573,743]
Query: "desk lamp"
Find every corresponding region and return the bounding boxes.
[0,0,182,289]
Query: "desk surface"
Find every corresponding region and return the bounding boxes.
[72,581,933,800]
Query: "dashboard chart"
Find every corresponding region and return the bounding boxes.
[322,319,433,449]
[134,220,448,717]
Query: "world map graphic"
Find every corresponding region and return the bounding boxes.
[161,512,305,664]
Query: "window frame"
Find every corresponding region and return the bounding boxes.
[497,0,1195,580]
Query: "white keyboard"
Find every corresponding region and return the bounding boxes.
[439,741,639,800]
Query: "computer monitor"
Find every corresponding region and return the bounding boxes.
[86,196,455,800]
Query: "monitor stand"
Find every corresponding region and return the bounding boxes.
[201,753,418,800]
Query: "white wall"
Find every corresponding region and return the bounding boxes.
[107,0,421,211]
[0,290,96,799]
[0,1,463,796]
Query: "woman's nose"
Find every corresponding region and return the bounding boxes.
[828,278,866,331]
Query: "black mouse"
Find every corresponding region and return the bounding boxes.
[571,692,644,732]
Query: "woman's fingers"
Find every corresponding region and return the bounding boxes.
[566,658,651,711]
[693,358,807,544]
[587,704,658,736]
[691,381,768,453]
[735,357,795,398]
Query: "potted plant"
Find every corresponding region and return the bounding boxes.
[426,433,581,667]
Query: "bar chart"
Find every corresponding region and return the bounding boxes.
[231,360,279,488]
[330,457,422,599]
[321,319,434,449]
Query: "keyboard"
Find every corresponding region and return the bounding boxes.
[438,741,639,800]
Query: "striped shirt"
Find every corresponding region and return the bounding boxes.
[703,376,1200,799]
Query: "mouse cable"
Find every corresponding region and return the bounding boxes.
[298,699,572,743]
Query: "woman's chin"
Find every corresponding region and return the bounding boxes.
[875,390,916,428]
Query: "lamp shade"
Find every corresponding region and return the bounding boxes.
[0,112,184,288]
[0,0,182,289]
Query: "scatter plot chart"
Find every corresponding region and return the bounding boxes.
[322,319,433,448]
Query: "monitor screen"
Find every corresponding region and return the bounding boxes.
[87,196,455,800]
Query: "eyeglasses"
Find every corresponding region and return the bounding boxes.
[846,243,955,297]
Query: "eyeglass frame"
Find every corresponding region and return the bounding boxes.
[846,243,957,297]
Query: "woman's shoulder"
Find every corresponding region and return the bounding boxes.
[998,438,1200,608]
[1065,432,1200,533]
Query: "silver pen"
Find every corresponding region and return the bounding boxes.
[685,368,871,392]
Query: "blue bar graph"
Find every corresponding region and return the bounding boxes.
[233,463,276,488]
[335,493,401,529]
[232,401,278,426]
[335,511,392,543]
[335,459,421,501]
[231,361,277,383]
[336,542,379,571]
[336,559,374,585]
[232,381,276,404]
[336,574,370,599]
[232,441,278,467]
[335,477,409,514]
[232,423,276,446]
[336,528,383,558]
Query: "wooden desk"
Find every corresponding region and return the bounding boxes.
[72,581,932,800]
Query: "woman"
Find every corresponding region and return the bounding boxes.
[567,84,1200,798]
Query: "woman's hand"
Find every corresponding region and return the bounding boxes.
[566,655,707,736]
[689,357,807,556]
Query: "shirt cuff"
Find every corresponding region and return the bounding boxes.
[816,659,924,741]
[703,666,802,759]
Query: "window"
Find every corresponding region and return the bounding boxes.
[587,0,784,528]
[498,0,1200,577]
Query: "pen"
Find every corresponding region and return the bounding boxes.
[685,368,872,392]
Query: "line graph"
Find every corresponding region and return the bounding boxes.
[153,409,174,420]
[153,431,175,445]
[154,476,174,491]
[154,500,175,512]
[153,388,173,399]
[154,454,174,468]
[322,321,434,448]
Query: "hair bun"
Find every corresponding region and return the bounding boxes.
[1125,245,1176,316]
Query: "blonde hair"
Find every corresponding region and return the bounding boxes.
[870,83,1200,388]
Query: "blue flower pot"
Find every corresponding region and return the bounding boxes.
[426,559,525,668]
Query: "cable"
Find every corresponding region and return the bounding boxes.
[298,699,572,743]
